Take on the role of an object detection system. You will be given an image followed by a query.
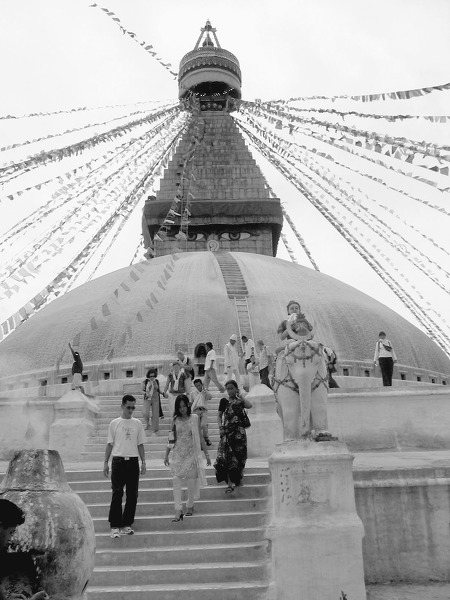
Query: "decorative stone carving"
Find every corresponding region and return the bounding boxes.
[274,338,331,441]
[0,449,96,599]
[267,441,367,600]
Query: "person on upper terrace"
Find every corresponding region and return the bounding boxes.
[68,342,84,391]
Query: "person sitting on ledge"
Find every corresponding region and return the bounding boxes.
[276,300,314,354]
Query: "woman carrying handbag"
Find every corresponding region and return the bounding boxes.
[214,380,252,494]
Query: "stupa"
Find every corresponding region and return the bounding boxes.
[0,20,449,391]
[1,20,450,600]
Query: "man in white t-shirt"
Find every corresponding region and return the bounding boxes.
[203,341,225,393]
[224,334,241,385]
[103,395,146,538]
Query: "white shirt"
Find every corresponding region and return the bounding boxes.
[244,339,255,360]
[205,348,217,370]
[107,417,145,457]
[374,339,397,361]
[224,342,240,369]
[257,345,269,370]
[190,388,212,410]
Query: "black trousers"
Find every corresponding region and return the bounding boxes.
[259,366,272,389]
[379,357,394,386]
[108,457,139,528]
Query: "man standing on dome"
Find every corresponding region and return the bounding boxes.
[103,395,146,539]
[68,342,84,392]
[224,334,241,385]
[241,335,255,369]
[374,331,398,386]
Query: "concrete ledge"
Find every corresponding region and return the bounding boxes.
[328,388,450,451]
[353,462,450,583]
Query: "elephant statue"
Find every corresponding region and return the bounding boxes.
[273,338,331,441]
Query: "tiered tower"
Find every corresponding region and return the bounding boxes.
[143,21,283,258]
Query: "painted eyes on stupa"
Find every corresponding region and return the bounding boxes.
[219,232,252,241]
[186,231,253,242]
[187,232,207,241]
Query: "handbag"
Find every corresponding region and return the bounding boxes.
[242,409,251,429]
[167,423,176,449]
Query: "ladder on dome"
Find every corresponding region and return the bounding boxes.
[213,252,255,350]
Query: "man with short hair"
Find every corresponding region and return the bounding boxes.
[241,335,255,368]
[203,342,225,393]
[104,395,146,538]
[0,498,48,600]
[224,334,241,385]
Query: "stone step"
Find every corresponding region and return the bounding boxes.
[92,511,267,533]
[80,450,217,462]
[87,581,269,600]
[94,526,266,549]
[87,497,268,517]
[92,406,222,413]
[65,467,269,483]
[94,541,267,566]
[81,443,218,454]
[91,420,221,430]
[87,433,219,445]
[69,471,269,489]
[90,561,267,586]
[76,483,269,504]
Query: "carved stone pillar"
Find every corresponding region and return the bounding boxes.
[266,440,367,599]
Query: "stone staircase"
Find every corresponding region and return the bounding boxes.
[75,387,273,599]
[214,252,255,343]
[214,252,249,298]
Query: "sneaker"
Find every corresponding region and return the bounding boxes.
[110,528,121,538]
[119,526,134,535]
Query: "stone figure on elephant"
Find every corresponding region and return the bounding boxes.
[274,300,334,442]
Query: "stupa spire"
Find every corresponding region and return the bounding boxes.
[143,23,282,258]
[194,20,221,50]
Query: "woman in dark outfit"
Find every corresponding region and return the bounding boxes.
[214,380,252,493]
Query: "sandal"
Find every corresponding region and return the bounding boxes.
[225,485,235,494]
[172,512,184,522]
[185,506,194,516]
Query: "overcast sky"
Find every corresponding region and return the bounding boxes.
[1,0,449,337]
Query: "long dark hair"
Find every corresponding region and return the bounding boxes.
[224,380,241,401]
[174,394,191,417]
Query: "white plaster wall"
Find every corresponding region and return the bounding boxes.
[328,388,450,450]
[354,471,450,582]
[0,399,55,459]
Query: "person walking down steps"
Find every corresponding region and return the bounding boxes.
[104,395,146,538]
[142,368,163,433]
[203,342,225,393]
[190,378,212,446]
[164,394,211,521]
